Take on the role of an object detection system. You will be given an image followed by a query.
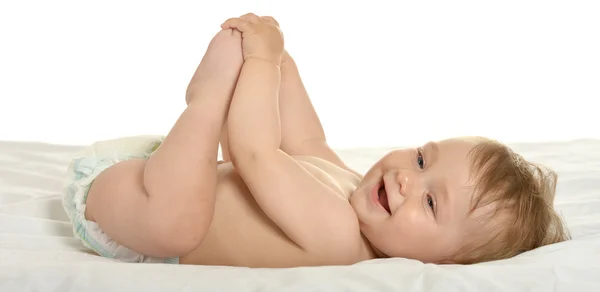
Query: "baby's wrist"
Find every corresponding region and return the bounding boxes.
[246,56,281,68]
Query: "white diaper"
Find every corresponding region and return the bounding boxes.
[62,135,178,264]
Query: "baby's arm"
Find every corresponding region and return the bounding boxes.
[221,50,359,175]
[228,58,356,256]
[225,15,357,257]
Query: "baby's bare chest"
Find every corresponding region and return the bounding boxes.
[180,158,365,267]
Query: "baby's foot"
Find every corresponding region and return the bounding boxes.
[186,29,244,105]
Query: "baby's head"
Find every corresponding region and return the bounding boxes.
[350,137,570,264]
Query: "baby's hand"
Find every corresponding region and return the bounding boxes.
[221,13,284,66]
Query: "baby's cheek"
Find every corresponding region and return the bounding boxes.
[395,214,437,241]
[395,205,422,225]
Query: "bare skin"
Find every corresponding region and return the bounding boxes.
[85,28,245,258]
[84,13,484,267]
[85,17,374,267]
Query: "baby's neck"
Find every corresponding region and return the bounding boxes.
[361,233,387,259]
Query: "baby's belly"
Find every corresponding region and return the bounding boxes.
[179,162,314,268]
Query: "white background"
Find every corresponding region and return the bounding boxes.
[1,0,598,148]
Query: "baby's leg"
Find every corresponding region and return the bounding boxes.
[186,30,243,162]
[85,29,243,259]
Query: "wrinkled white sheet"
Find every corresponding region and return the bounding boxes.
[1,139,599,292]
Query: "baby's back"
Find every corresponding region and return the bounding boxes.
[179,157,372,267]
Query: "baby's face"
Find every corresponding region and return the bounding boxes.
[350,138,482,263]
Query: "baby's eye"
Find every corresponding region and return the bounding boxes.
[427,195,435,214]
[417,148,425,169]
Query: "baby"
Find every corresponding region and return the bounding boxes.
[62,13,570,267]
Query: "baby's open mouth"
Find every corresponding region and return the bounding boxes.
[378,181,391,214]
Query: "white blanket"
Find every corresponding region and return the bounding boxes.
[1,139,599,292]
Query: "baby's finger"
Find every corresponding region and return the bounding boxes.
[261,16,279,27]
[220,17,239,29]
[221,18,252,33]
[239,13,261,24]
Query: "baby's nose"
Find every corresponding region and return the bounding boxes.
[396,170,421,197]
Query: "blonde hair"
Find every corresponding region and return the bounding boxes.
[453,138,570,264]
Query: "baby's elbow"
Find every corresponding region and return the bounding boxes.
[229,146,278,170]
[229,148,256,170]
